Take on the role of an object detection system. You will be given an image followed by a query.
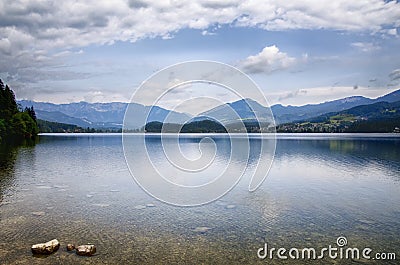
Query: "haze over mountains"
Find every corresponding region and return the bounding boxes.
[18,89,400,129]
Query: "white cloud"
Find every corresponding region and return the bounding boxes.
[236,1,400,32]
[389,69,400,81]
[0,38,11,55]
[351,42,381,52]
[83,90,128,103]
[0,0,399,57]
[382,28,398,36]
[1,0,399,102]
[240,45,296,74]
[276,89,308,101]
[269,86,398,106]
[201,30,216,36]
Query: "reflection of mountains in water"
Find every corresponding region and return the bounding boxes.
[141,134,275,168]
[144,120,275,133]
[137,134,400,175]
[274,137,400,178]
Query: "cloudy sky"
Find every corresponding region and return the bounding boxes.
[0,0,400,108]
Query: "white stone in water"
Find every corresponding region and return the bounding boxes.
[53,185,69,189]
[193,227,211,233]
[93,203,110,207]
[75,245,96,256]
[31,211,45,216]
[36,185,52,189]
[359,219,376,225]
[31,239,60,255]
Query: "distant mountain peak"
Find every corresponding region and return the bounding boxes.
[17,88,400,128]
[376,88,400,102]
[338,96,368,103]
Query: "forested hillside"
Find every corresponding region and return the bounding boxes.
[0,79,38,144]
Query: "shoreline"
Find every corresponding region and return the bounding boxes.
[38,132,400,137]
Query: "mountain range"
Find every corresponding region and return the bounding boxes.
[277,100,400,133]
[18,89,400,129]
[270,89,399,124]
[18,101,191,129]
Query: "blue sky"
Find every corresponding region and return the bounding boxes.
[0,0,399,109]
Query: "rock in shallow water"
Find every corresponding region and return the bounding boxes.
[193,227,211,234]
[31,211,45,217]
[66,244,75,251]
[31,239,60,255]
[92,203,110,207]
[76,245,96,256]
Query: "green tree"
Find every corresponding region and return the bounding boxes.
[0,119,6,142]
[24,106,37,122]
[0,79,39,144]
[0,81,18,121]
[10,112,38,141]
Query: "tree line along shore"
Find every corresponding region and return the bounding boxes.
[0,79,38,145]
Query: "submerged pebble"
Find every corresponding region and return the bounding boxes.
[193,227,211,234]
[216,201,227,206]
[36,186,52,189]
[359,219,376,225]
[93,203,110,207]
[31,211,45,217]
[54,185,69,189]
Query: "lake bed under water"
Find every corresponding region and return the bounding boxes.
[0,133,399,264]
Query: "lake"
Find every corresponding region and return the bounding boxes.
[0,133,399,264]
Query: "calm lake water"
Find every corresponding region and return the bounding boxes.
[0,133,399,264]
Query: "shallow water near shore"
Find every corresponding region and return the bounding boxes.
[0,133,399,264]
